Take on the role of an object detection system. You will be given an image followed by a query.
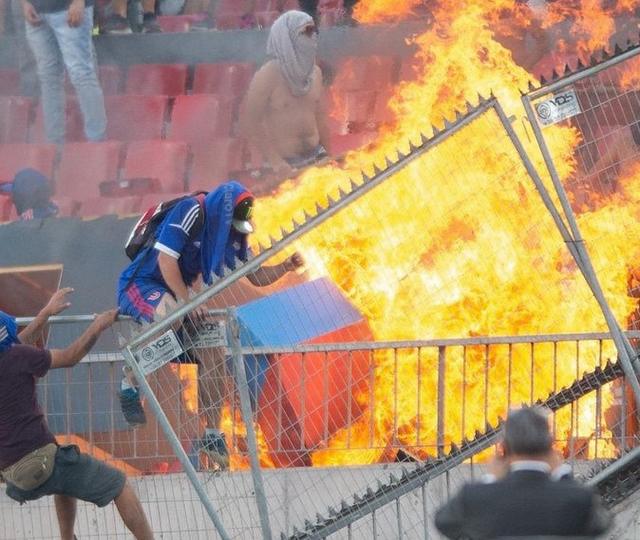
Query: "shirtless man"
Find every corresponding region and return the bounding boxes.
[241,10,331,181]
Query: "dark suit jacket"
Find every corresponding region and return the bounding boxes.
[435,469,612,539]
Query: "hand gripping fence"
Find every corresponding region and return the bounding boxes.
[118,92,640,538]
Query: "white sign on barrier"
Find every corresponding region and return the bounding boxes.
[136,329,184,374]
[193,320,227,348]
[534,88,581,126]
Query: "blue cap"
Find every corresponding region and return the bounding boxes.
[0,311,18,353]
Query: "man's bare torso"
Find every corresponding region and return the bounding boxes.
[261,60,323,159]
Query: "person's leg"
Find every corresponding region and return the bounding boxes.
[10,0,39,96]
[50,6,106,141]
[197,346,230,468]
[54,494,77,540]
[25,14,66,144]
[298,0,318,22]
[113,481,154,540]
[141,0,161,32]
[198,346,227,430]
[101,0,132,33]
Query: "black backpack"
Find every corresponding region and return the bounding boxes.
[124,191,207,261]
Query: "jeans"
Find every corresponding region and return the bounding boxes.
[11,0,39,96]
[25,6,106,144]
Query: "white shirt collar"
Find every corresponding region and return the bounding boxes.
[510,460,551,473]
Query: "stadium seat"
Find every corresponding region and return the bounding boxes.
[330,133,376,156]
[192,62,255,97]
[105,95,168,141]
[65,65,123,96]
[52,195,80,218]
[156,15,207,32]
[123,140,188,193]
[189,138,246,192]
[79,196,142,218]
[255,10,279,28]
[31,98,84,143]
[279,0,300,9]
[56,141,123,203]
[0,144,57,182]
[0,69,19,96]
[399,56,421,81]
[139,192,189,213]
[333,55,397,92]
[168,95,235,142]
[125,64,188,97]
[99,65,124,95]
[213,0,250,28]
[0,96,32,144]
[329,90,378,132]
[0,195,13,222]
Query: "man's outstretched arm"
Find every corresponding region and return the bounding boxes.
[19,287,73,345]
[246,252,304,287]
[50,310,118,369]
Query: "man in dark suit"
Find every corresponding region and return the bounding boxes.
[435,407,612,539]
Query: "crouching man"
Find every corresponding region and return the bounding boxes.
[0,289,154,540]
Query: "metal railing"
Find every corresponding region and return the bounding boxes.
[22,313,638,471]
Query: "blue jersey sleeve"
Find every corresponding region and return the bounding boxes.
[154,199,202,259]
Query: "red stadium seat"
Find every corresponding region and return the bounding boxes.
[125,64,188,97]
[333,55,397,92]
[279,0,300,9]
[0,144,57,182]
[192,62,255,97]
[79,196,142,218]
[399,56,421,82]
[214,0,246,14]
[213,0,257,28]
[189,138,245,192]
[65,65,123,96]
[99,65,124,95]
[123,140,188,193]
[0,97,32,144]
[52,195,80,218]
[168,95,235,143]
[330,133,376,156]
[329,90,378,132]
[0,69,19,96]
[56,141,123,202]
[105,95,168,141]
[31,98,84,143]
[0,195,13,222]
[139,192,189,213]
[255,10,279,28]
[156,15,207,32]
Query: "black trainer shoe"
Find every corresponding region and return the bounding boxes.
[101,14,132,34]
[142,13,162,33]
[119,386,146,427]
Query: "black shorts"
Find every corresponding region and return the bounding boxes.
[5,445,126,507]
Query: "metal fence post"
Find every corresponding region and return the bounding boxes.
[227,307,273,540]
[437,346,446,457]
[121,346,231,540]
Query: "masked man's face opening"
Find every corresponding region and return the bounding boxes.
[232,196,254,235]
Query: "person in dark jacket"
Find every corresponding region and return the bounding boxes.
[435,407,612,539]
[0,289,154,540]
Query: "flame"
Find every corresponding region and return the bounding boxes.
[353,0,424,24]
[247,3,640,466]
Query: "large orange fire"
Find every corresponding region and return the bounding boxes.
[235,1,640,468]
